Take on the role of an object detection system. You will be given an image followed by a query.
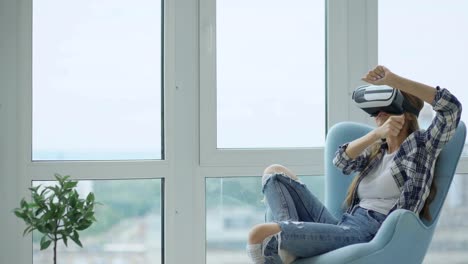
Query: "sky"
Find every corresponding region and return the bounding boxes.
[33,0,162,160]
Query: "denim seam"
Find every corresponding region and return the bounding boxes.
[287,184,323,223]
[274,178,294,220]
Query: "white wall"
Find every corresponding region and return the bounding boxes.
[0,0,20,263]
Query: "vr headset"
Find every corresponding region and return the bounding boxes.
[352,84,420,117]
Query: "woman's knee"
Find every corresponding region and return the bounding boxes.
[264,164,288,175]
[263,164,298,180]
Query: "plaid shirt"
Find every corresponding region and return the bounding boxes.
[333,87,462,216]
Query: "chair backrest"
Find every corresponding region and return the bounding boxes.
[424,121,466,225]
[324,121,466,223]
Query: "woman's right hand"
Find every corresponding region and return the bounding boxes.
[373,115,405,139]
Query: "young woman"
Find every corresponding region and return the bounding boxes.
[246,65,462,264]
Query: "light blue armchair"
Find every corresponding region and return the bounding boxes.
[291,121,466,264]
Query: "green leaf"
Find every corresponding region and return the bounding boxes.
[20,198,28,209]
[65,227,73,235]
[34,208,44,217]
[20,212,34,225]
[44,222,56,233]
[57,206,65,218]
[69,193,77,207]
[14,209,25,219]
[40,236,52,250]
[40,187,48,196]
[52,186,60,194]
[76,220,93,231]
[22,226,34,236]
[70,231,82,247]
[28,186,40,193]
[45,186,56,192]
[64,181,78,190]
[36,224,47,234]
[54,173,63,182]
[86,192,95,203]
[62,235,68,247]
[55,174,70,185]
[33,193,45,207]
[71,237,83,248]
[42,211,54,222]
[49,202,57,213]
[83,211,94,220]
[76,200,85,210]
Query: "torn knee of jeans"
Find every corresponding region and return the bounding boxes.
[261,172,285,189]
[262,171,302,189]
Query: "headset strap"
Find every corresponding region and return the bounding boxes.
[402,98,420,117]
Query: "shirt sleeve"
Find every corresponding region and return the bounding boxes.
[423,87,462,155]
[332,143,371,175]
[391,87,462,215]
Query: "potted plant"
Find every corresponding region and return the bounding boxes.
[14,173,98,264]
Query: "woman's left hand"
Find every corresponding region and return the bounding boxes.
[362,65,393,86]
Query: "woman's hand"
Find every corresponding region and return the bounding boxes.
[373,115,405,139]
[362,65,394,86]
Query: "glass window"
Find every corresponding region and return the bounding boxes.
[216,0,325,149]
[378,0,468,149]
[379,6,468,260]
[32,0,163,160]
[32,179,163,264]
[425,174,468,263]
[205,176,324,263]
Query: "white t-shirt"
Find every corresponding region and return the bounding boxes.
[358,150,400,215]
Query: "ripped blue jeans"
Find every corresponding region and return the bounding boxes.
[262,173,387,263]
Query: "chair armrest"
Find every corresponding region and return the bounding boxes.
[293,209,433,264]
[373,209,429,244]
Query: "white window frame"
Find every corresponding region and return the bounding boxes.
[199,0,379,176]
[200,0,325,174]
[12,0,184,263]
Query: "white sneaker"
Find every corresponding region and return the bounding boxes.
[246,234,277,264]
[246,244,263,264]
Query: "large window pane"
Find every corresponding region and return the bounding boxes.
[216,0,325,148]
[33,179,163,264]
[33,0,163,160]
[379,0,468,153]
[206,176,324,263]
[424,174,468,263]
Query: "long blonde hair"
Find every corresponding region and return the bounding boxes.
[344,91,435,220]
